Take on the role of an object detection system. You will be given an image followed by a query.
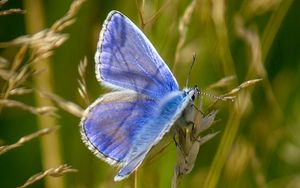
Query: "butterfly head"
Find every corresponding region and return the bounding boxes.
[191,85,200,101]
[183,85,200,102]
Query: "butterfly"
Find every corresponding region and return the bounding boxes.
[80,10,200,181]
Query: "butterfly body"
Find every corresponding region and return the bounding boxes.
[80,10,199,181]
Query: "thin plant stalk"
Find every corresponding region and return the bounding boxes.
[261,0,294,64]
[23,1,64,188]
[203,103,241,188]
[172,0,196,75]
[17,164,77,188]
[203,1,292,187]
[134,170,138,188]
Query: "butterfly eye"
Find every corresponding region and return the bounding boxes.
[191,94,195,101]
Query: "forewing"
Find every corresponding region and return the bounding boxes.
[80,91,158,165]
[114,91,191,181]
[95,11,179,99]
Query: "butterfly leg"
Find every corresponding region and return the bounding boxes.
[180,104,201,143]
[173,131,179,147]
[191,123,202,142]
[173,129,187,158]
[192,103,204,115]
[189,105,211,143]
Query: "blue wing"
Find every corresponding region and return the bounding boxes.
[95,11,179,99]
[80,91,159,165]
[114,91,191,181]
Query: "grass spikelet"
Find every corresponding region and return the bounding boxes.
[50,0,86,32]
[206,76,236,90]
[17,164,78,188]
[223,79,263,97]
[0,0,23,17]
[0,127,58,155]
[40,92,83,118]
[0,99,57,117]
[172,109,218,188]
[77,57,90,106]
[173,0,196,74]
[8,87,33,96]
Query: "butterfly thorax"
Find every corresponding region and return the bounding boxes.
[175,86,200,127]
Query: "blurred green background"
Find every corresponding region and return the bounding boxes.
[1,0,300,187]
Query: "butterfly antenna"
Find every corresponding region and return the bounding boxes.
[200,91,235,102]
[185,53,197,88]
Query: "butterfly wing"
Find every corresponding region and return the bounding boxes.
[95,11,179,99]
[80,91,158,165]
[114,91,191,181]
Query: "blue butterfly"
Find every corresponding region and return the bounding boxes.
[80,10,199,181]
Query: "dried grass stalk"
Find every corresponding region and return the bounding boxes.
[0,31,69,64]
[0,127,58,155]
[241,0,280,18]
[173,0,196,73]
[205,78,261,110]
[0,0,7,6]
[51,0,86,32]
[172,109,218,188]
[8,87,33,96]
[0,99,57,117]
[0,0,86,64]
[5,65,30,96]
[0,56,8,66]
[77,57,90,106]
[206,75,236,90]
[223,79,262,96]
[0,9,26,16]
[137,0,171,29]
[0,69,10,81]
[17,164,78,188]
[12,45,28,71]
[0,46,30,107]
[0,0,87,112]
[40,92,83,118]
